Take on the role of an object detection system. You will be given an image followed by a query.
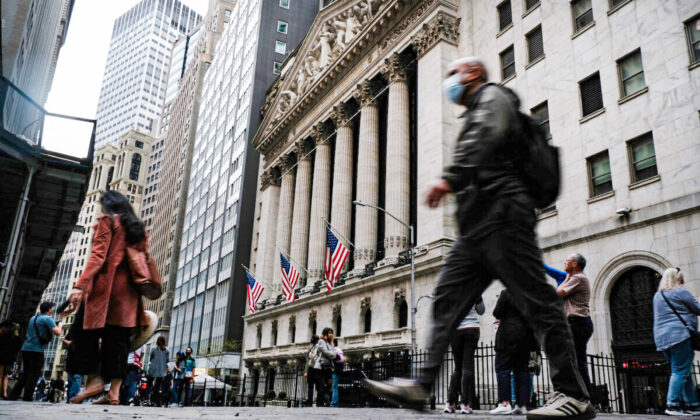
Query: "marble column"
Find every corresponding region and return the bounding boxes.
[255,167,281,299]
[273,155,296,294]
[351,80,382,273]
[289,139,313,286]
[306,123,333,284]
[330,103,354,273]
[382,53,411,261]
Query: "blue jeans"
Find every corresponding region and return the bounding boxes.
[66,373,81,400]
[662,339,700,408]
[330,373,339,407]
[120,367,140,405]
[172,378,183,405]
[184,378,193,406]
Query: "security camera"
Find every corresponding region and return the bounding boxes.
[616,207,631,216]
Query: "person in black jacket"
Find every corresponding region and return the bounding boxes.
[364,57,593,420]
[490,290,538,415]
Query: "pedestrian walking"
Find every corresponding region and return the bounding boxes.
[330,339,344,407]
[9,302,64,401]
[444,297,484,414]
[653,267,700,416]
[66,191,154,405]
[364,57,594,420]
[146,336,169,406]
[120,346,144,405]
[489,290,537,415]
[171,351,185,406]
[182,347,196,406]
[304,335,320,407]
[161,366,172,408]
[0,321,21,399]
[545,255,593,394]
[313,328,337,407]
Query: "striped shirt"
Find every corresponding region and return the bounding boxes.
[558,272,590,318]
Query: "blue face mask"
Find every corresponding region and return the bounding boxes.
[442,74,465,104]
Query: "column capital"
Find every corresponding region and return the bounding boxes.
[353,79,383,107]
[294,139,313,160]
[278,154,296,172]
[260,167,281,190]
[381,52,411,84]
[331,102,355,126]
[311,122,333,145]
[411,11,460,58]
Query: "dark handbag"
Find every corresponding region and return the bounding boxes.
[660,291,700,351]
[33,316,52,346]
[126,245,163,300]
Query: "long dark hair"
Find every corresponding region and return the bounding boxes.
[100,190,145,244]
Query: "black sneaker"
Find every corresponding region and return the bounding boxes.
[527,392,596,419]
[363,378,427,411]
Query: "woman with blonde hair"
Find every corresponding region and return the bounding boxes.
[653,267,700,416]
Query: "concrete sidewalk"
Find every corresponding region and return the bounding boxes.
[0,401,674,420]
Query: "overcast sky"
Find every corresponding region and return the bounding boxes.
[42,0,209,157]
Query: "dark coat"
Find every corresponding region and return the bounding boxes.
[75,215,149,330]
[493,290,537,353]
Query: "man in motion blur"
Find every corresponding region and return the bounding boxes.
[364,57,594,420]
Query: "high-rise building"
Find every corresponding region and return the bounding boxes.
[93,0,202,148]
[145,0,234,360]
[167,0,319,367]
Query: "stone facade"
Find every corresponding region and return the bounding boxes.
[243,0,700,380]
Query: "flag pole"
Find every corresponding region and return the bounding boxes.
[321,217,355,248]
[241,264,271,290]
[274,245,311,276]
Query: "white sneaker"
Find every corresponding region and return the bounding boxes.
[444,403,456,413]
[685,408,700,416]
[490,404,514,415]
[460,404,473,414]
[664,407,691,416]
[512,405,528,415]
[526,392,595,419]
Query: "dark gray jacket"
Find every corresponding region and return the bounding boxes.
[442,83,534,236]
[314,339,337,370]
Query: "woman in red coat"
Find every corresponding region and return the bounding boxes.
[68,191,150,404]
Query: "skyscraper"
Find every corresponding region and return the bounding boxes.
[93,0,202,148]
[167,0,318,365]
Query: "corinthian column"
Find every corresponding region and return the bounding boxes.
[256,167,281,298]
[273,154,296,294]
[330,103,354,273]
[306,123,333,284]
[289,140,313,286]
[351,80,382,273]
[382,53,411,261]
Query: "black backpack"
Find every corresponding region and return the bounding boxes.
[513,110,561,209]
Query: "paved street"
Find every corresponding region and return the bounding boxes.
[0,402,675,420]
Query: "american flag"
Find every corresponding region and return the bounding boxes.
[280,253,299,302]
[245,271,264,313]
[325,227,350,292]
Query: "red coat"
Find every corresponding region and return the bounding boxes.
[75,214,149,330]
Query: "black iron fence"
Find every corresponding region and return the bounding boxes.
[237,343,700,414]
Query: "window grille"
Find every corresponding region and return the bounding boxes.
[527,26,544,63]
[500,45,515,80]
[579,73,603,117]
[497,0,512,31]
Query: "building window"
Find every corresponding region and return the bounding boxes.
[129,154,141,181]
[572,0,594,32]
[289,319,296,344]
[684,15,700,65]
[135,140,144,149]
[525,0,540,11]
[256,326,262,349]
[277,20,288,34]
[500,45,515,80]
[579,72,603,117]
[497,0,512,32]
[609,0,628,8]
[587,151,613,197]
[363,309,372,333]
[617,49,646,97]
[530,101,550,138]
[224,9,231,17]
[279,0,290,9]
[627,133,658,183]
[335,314,342,337]
[526,25,544,64]
[275,40,287,55]
[273,61,282,75]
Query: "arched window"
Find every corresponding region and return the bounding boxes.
[106,167,114,190]
[335,314,342,337]
[398,300,408,328]
[364,309,372,333]
[289,318,296,344]
[129,153,141,181]
[309,319,317,337]
[271,321,278,346]
[256,325,262,349]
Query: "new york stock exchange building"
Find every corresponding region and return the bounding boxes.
[240,0,700,408]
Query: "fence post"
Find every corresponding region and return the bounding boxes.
[294,364,299,407]
[240,374,246,406]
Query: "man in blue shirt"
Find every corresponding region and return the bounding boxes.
[10,301,63,401]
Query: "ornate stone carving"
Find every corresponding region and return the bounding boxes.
[381,52,411,84]
[278,154,296,172]
[332,303,342,317]
[354,79,383,107]
[360,296,372,310]
[294,139,312,160]
[331,102,354,126]
[311,122,333,145]
[289,315,296,325]
[308,309,317,321]
[394,288,406,304]
[260,167,281,190]
[411,11,460,58]
[271,319,278,330]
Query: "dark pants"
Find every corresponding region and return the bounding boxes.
[11,351,44,401]
[183,377,193,406]
[172,378,183,405]
[306,369,319,406]
[68,321,130,382]
[569,316,594,394]
[495,346,530,405]
[147,376,164,405]
[418,223,589,400]
[447,328,480,406]
[314,368,332,406]
[120,365,139,405]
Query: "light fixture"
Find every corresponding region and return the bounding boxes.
[616,207,631,216]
